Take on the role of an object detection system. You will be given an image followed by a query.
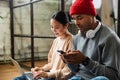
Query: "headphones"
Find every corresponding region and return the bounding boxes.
[86,22,101,38]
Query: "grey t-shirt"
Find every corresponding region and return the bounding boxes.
[71,24,120,80]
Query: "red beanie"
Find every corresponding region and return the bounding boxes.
[70,0,97,16]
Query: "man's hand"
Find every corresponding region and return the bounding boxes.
[61,50,87,64]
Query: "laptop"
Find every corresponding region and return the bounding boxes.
[9,57,38,80]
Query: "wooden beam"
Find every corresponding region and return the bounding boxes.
[13,0,43,8]
[117,0,120,37]
[61,0,64,11]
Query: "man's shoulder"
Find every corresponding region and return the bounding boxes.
[101,25,117,37]
[100,24,120,42]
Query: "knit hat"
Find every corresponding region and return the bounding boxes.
[70,0,97,16]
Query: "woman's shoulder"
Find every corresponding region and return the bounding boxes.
[66,32,73,40]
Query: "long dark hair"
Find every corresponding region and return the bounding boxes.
[51,11,69,26]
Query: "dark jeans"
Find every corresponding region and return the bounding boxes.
[69,76,109,80]
[13,74,55,80]
[13,75,28,80]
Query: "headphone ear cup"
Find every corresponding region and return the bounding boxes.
[85,22,101,38]
[86,30,95,38]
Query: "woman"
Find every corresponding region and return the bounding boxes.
[14,11,73,80]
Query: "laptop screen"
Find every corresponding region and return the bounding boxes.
[9,57,24,75]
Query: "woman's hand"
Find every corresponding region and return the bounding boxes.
[31,67,48,79]
[31,67,44,72]
[32,70,48,79]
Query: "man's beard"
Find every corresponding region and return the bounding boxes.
[80,31,86,38]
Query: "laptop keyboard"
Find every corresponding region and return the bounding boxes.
[25,72,44,80]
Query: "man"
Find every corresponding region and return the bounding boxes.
[61,0,120,80]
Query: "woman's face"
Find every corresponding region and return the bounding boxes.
[50,19,68,37]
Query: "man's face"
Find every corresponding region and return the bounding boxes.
[72,14,93,37]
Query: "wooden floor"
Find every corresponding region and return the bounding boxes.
[0,60,47,80]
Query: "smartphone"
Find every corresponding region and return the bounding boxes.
[57,50,65,54]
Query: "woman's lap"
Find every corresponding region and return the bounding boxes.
[13,72,55,80]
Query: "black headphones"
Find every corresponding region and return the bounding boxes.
[86,22,101,38]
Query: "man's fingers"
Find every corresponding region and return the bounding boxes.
[60,54,68,63]
[63,54,74,59]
